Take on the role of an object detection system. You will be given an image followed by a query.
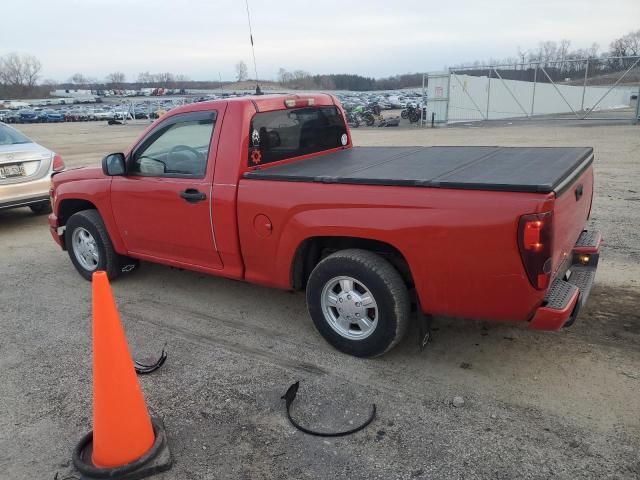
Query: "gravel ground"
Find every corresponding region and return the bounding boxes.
[1,120,639,480]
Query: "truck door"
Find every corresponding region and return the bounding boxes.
[110,110,223,270]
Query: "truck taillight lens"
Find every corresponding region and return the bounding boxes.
[518,212,553,290]
[52,153,65,172]
[284,98,315,108]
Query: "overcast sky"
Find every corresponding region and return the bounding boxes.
[2,0,639,82]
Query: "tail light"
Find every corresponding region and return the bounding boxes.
[52,153,65,172]
[518,212,553,290]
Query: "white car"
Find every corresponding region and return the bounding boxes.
[92,109,114,120]
[0,123,65,213]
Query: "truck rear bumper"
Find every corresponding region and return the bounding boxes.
[529,230,601,331]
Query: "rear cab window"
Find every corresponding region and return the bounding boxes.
[248,106,348,167]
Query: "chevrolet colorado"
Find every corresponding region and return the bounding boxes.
[48,94,601,357]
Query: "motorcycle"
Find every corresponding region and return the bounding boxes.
[401,104,423,123]
[345,110,360,128]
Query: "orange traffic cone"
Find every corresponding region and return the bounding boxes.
[73,271,172,480]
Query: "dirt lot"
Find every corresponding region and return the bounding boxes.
[1,120,639,479]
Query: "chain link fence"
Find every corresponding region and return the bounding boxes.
[426,56,640,124]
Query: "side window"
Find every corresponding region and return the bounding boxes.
[130,111,216,177]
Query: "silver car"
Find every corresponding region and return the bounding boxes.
[0,122,64,213]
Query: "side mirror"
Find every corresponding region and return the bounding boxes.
[102,153,126,176]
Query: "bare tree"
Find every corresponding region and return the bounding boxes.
[137,71,154,85]
[42,78,59,89]
[558,39,571,71]
[610,31,638,57]
[0,53,42,94]
[105,71,126,89]
[235,61,248,82]
[155,72,175,88]
[174,74,190,88]
[69,73,88,87]
[539,41,557,67]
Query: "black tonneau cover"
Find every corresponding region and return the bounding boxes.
[244,146,593,194]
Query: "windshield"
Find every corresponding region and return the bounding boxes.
[0,125,32,145]
[248,106,348,166]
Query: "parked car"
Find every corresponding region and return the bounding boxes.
[38,110,65,123]
[18,110,39,123]
[0,123,65,213]
[48,94,600,357]
[65,109,90,122]
[2,111,20,123]
[92,109,114,121]
[0,110,12,122]
[133,109,149,119]
[112,109,133,120]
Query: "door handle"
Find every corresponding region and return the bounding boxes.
[179,188,207,203]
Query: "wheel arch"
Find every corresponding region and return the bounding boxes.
[290,236,414,291]
[58,198,98,226]
[56,198,126,255]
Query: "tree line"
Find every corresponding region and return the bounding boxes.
[451,29,640,83]
[2,29,639,99]
[274,68,424,91]
[61,71,192,90]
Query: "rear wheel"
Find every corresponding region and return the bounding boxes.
[306,249,410,357]
[65,209,138,281]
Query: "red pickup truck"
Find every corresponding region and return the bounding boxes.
[49,94,601,357]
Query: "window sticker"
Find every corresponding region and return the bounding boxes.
[251,149,262,165]
[251,129,260,147]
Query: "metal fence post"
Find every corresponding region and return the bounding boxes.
[580,58,589,112]
[444,70,451,124]
[486,68,492,120]
[420,73,426,127]
[635,85,640,125]
[530,63,537,117]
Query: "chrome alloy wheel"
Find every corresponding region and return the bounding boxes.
[72,227,99,271]
[320,276,378,340]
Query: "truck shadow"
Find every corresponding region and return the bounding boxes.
[120,261,640,366]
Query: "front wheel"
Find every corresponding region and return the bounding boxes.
[306,249,410,357]
[65,209,138,281]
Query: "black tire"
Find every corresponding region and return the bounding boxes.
[401,110,408,119]
[306,249,410,357]
[29,201,52,214]
[65,209,135,281]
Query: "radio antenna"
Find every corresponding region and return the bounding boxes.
[244,0,262,95]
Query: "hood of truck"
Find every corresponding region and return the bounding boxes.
[53,166,104,185]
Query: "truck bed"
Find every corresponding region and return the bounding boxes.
[244,146,593,194]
